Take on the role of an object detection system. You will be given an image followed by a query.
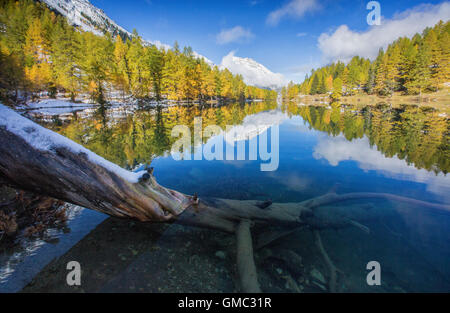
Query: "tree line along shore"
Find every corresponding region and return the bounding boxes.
[282,20,450,107]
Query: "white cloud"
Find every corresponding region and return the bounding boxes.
[313,135,450,200]
[216,26,254,45]
[220,51,288,89]
[318,2,450,62]
[267,0,320,26]
[296,32,307,37]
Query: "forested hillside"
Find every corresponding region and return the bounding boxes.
[283,21,450,100]
[0,0,276,105]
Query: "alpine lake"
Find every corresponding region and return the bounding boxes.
[1,100,449,293]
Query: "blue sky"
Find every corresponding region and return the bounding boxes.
[91,0,449,83]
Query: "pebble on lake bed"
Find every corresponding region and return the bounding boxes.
[215,251,226,260]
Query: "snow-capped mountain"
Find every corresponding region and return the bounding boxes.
[40,0,214,65]
[40,0,285,89]
[41,0,131,38]
[220,52,287,90]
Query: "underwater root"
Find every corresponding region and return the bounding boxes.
[236,219,261,293]
[313,230,343,293]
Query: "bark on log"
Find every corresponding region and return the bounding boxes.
[0,127,194,222]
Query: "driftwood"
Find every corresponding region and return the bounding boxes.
[0,126,195,222]
[1,110,449,293]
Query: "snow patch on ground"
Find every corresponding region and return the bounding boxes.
[0,104,145,183]
[26,106,96,115]
[19,99,98,115]
[26,99,94,109]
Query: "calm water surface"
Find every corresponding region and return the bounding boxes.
[1,101,449,292]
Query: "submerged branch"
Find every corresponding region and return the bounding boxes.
[313,230,341,293]
[236,219,261,293]
[301,192,450,214]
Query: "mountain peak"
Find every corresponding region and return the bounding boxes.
[221,52,287,90]
[41,0,214,65]
[41,0,131,38]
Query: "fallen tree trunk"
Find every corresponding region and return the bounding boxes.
[0,126,194,222]
[1,104,449,292]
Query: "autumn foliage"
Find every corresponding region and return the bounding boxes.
[0,0,276,104]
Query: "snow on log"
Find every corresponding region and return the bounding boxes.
[0,104,195,222]
[1,104,144,183]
